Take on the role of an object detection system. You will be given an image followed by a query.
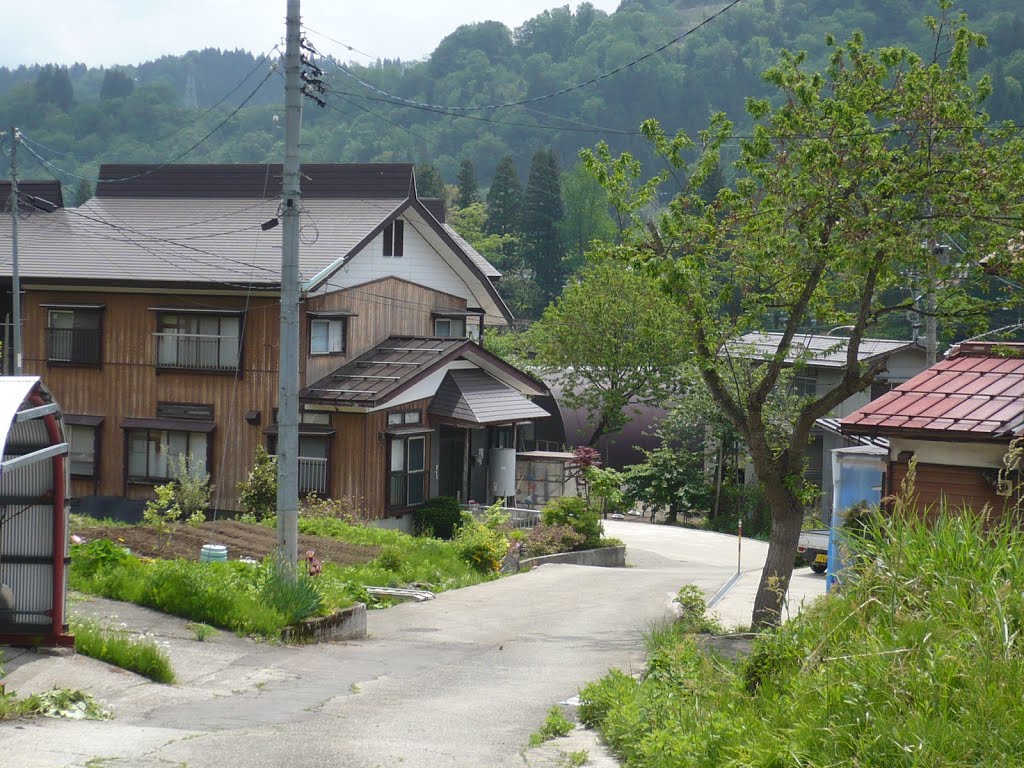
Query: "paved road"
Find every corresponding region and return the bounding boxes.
[1,523,823,768]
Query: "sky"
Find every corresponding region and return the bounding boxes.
[3,1,621,69]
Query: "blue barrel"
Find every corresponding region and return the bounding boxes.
[200,544,228,562]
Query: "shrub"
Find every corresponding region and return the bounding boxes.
[142,454,212,530]
[71,619,175,683]
[454,515,508,573]
[672,585,722,634]
[376,545,403,572]
[237,445,277,522]
[300,493,368,523]
[541,496,603,549]
[522,524,586,558]
[70,539,133,580]
[413,496,464,539]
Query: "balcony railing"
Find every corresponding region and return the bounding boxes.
[46,327,102,365]
[155,332,239,371]
[272,455,329,496]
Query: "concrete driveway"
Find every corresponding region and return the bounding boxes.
[1,522,824,768]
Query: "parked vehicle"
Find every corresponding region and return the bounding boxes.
[797,529,829,573]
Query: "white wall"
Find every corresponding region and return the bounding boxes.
[888,437,1009,469]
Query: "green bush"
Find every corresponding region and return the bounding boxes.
[529,705,574,746]
[413,496,464,539]
[237,445,277,522]
[522,524,586,558]
[540,496,603,549]
[71,619,175,683]
[578,511,1024,766]
[454,515,508,573]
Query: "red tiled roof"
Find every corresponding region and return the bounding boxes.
[841,342,1024,441]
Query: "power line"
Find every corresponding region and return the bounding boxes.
[310,0,746,113]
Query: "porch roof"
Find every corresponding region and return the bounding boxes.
[428,370,549,426]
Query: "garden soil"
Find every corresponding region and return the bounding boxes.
[72,520,380,566]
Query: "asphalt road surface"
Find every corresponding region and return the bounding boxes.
[2,522,816,768]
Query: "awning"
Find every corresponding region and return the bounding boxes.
[121,417,216,433]
[429,370,549,426]
[64,414,105,427]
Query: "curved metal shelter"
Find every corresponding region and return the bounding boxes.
[0,377,72,647]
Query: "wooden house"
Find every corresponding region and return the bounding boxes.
[1,164,549,523]
[841,341,1024,520]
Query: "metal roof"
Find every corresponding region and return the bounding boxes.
[1,181,64,212]
[428,370,549,425]
[302,336,547,409]
[442,223,501,279]
[841,342,1024,441]
[815,417,889,449]
[731,332,919,368]
[95,163,415,199]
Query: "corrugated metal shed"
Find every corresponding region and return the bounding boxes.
[842,342,1024,441]
[0,377,73,647]
[428,370,549,425]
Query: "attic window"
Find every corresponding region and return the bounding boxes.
[383,220,405,257]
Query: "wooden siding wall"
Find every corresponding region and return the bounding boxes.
[328,397,434,518]
[304,276,466,385]
[23,290,282,512]
[888,460,1019,525]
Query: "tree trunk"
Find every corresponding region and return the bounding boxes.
[750,474,804,629]
[665,502,678,525]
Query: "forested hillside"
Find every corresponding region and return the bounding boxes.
[3,0,1022,184]
[3,0,1023,316]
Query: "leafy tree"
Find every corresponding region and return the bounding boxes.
[415,162,446,198]
[622,444,709,525]
[521,148,566,313]
[559,161,616,274]
[584,8,1024,627]
[455,158,479,208]
[525,259,689,445]
[99,69,134,101]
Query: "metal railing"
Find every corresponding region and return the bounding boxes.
[46,327,102,365]
[465,503,541,530]
[297,457,329,495]
[154,332,239,371]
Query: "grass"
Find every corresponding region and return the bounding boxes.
[578,508,1024,767]
[71,619,175,683]
[529,705,574,747]
[68,516,505,639]
[0,688,111,721]
[187,622,218,641]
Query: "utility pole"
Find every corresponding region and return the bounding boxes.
[923,243,950,366]
[8,127,22,375]
[276,0,303,572]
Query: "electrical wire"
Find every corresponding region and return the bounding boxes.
[309,0,746,113]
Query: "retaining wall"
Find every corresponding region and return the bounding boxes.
[519,546,626,571]
[282,602,366,643]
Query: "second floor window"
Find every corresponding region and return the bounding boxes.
[46,308,102,365]
[434,317,465,338]
[383,219,405,257]
[156,313,240,371]
[310,317,346,355]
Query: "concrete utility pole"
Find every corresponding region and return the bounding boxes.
[276,0,303,572]
[8,127,22,375]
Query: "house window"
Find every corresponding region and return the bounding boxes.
[794,372,817,397]
[387,410,422,426]
[156,313,240,371]
[389,435,425,508]
[434,317,466,338]
[46,308,102,365]
[127,429,208,482]
[383,220,405,257]
[67,423,98,477]
[310,318,346,355]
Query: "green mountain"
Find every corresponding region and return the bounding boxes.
[2,0,1022,192]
